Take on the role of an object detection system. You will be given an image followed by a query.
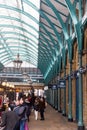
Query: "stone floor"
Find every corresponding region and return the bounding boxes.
[29,104,77,130]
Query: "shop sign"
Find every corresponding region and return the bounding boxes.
[78,67,86,73]
[59,80,66,88]
[52,85,57,90]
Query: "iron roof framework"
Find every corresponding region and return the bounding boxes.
[0,0,40,67]
[38,0,83,84]
[0,0,86,84]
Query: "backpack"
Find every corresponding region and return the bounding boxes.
[18,106,26,116]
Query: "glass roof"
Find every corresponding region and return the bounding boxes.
[0,0,80,83]
[0,0,40,67]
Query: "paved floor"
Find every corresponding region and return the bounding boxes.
[29,104,77,130]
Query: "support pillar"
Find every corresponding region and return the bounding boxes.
[68,62,73,121]
[62,68,66,116]
[78,51,84,130]
[58,87,61,112]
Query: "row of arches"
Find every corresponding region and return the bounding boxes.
[46,25,87,130]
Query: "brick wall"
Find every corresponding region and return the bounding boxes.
[82,28,87,126]
[83,73,87,125]
[60,88,64,112]
[58,27,87,125]
[72,78,76,121]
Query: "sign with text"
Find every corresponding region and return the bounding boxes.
[59,80,66,88]
[52,85,57,90]
[78,67,86,73]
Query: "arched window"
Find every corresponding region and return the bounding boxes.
[83,0,86,15]
[66,50,68,65]
[61,58,62,70]
[72,38,77,61]
[84,28,87,50]
[75,43,79,67]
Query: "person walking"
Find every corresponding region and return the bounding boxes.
[34,97,39,120]
[0,105,19,130]
[39,96,45,120]
[18,95,29,130]
[13,99,20,130]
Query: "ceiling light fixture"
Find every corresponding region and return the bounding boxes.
[13,53,23,68]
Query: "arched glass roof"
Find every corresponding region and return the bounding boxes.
[0,0,40,67]
[0,0,81,82]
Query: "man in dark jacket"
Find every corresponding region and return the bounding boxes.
[39,97,45,120]
[0,110,19,130]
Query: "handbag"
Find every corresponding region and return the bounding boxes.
[24,121,29,130]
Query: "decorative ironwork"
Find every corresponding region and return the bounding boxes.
[13,53,23,68]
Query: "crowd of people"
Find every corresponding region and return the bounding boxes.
[0,93,47,130]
